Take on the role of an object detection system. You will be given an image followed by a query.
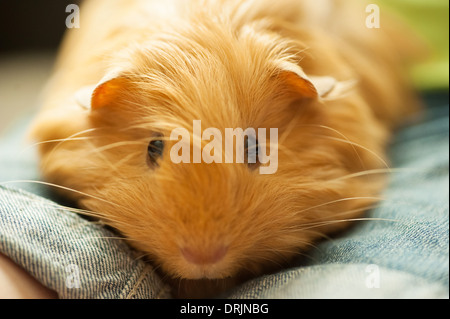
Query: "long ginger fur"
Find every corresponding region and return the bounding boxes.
[30,0,420,298]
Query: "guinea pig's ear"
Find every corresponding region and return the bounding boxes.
[276,61,354,100]
[75,71,128,110]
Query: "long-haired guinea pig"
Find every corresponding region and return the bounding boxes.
[30,0,420,298]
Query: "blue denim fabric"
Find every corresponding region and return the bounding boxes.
[0,186,171,299]
[0,93,448,299]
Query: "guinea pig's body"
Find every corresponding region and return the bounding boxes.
[30,0,419,297]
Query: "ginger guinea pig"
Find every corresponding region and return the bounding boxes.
[30,0,419,297]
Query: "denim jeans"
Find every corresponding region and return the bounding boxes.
[0,93,448,299]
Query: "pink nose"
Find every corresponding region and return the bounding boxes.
[181,246,228,265]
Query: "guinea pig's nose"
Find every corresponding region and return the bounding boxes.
[181,245,228,265]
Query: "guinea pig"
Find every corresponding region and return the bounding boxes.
[29,0,420,298]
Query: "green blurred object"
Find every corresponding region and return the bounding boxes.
[377,0,449,90]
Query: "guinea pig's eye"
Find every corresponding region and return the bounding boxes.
[147,137,164,166]
[244,135,259,169]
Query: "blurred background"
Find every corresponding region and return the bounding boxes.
[0,0,79,135]
[0,0,448,137]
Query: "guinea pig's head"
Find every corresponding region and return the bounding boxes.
[77,25,384,281]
